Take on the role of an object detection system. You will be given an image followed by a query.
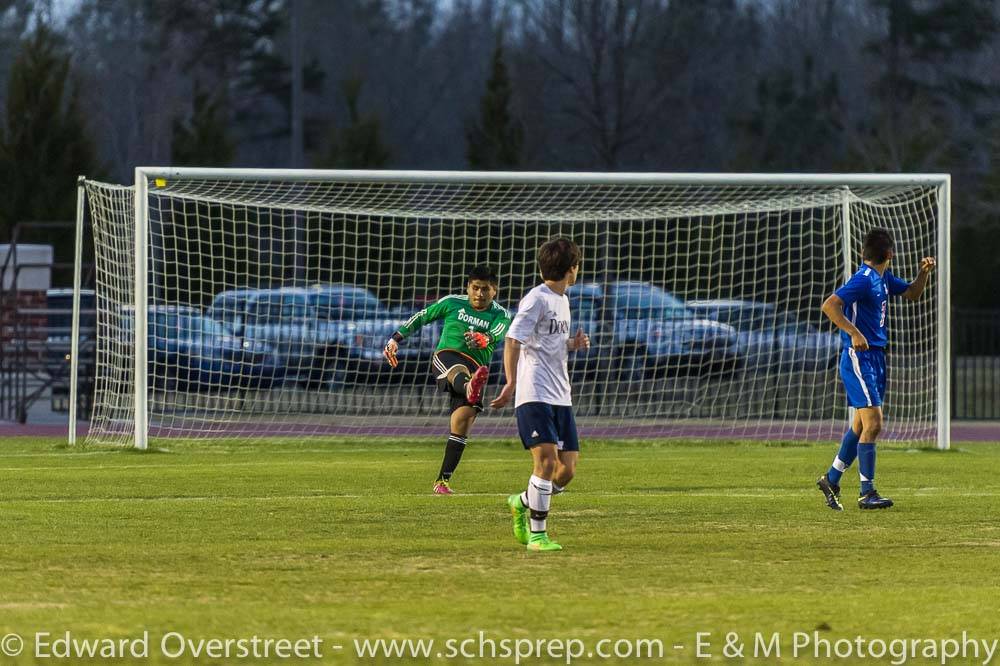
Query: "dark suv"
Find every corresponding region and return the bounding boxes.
[307,285,439,386]
[567,281,741,380]
[209,285,438,389]
[686,299,839,371]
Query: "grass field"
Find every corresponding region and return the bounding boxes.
[2,436,1000,664]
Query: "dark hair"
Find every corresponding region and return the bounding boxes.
[537,237,581,281]
[468,264,498,285]
[862,228,895,263]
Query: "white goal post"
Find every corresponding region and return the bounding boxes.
[71,169,951,450]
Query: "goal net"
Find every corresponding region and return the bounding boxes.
[77,171,949,449]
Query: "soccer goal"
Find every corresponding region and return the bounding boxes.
[70,170,950,449]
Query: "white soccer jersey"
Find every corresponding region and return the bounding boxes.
[507,283,572,407]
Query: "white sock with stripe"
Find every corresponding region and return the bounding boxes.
[526,475,552,533]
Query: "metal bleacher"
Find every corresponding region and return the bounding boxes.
[0,222,95,424]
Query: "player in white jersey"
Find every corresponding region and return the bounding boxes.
[491,237,590,552]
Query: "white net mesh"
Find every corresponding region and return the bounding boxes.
[82,174,945,446]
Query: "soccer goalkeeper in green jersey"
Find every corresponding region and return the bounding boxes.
[383,265,512,494]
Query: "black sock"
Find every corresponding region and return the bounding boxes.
[451,372,470,395]
[437,433,467,481]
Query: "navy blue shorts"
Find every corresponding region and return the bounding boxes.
[839,347,886,408]
[515,402,579,451]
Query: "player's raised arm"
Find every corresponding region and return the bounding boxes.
[383,298,450,368]
[900,257,936,301]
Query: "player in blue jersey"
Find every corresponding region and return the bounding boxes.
[816,228,935,510]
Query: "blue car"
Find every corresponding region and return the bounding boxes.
[207,288,260,336]
[686,299,840,372]
[567,282,741,380]
[306,285,439,387]
[565,283,609,381]
[171,311,284,391]
[236,289,318,385]
[125,305,282,391]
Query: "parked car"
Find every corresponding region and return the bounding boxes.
[173,311,284,391]
[686,299,840,371]
[565,283,610,381]
[306,285,439,386]
[207,288,260,336]
[567,281,741,380]
[210,285,439,389]
[237,289,317,385]
[125,305,283,391]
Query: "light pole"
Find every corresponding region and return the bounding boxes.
[290,0,304,168]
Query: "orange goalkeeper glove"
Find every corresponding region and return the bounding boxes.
[383,338,399,368]
[464,331,490,350]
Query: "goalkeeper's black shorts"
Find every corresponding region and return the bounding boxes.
[431,349,484,413]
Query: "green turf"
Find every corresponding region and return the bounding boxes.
[1,436,999,664]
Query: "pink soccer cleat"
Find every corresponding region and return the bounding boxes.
[433,480,454,495]
[466,365,489,404]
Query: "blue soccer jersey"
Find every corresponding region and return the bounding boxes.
[834,265,910,349]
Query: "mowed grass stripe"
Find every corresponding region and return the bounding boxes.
[1,437,999,665]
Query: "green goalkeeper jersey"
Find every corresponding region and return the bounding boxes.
[397,295,512,367]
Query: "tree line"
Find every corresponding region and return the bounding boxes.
[0,0,998,306]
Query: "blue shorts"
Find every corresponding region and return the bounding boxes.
[839,347,886,408]
[515,402,580,451]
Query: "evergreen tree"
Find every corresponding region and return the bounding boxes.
[853,0,998,171]
[857,0,998,306]
[466,39,523,169]
[155,0,323,151]
[0,25,98,242]
[0,0,31,90]
[320,77,390,168]
[731,55,843,171]
[954,119,1000,308]
[172,84,236,167]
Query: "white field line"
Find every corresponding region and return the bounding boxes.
[5,490,1000,504]
[0,448,451,457]
[0,456,683,472]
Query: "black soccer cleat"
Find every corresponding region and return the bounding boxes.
[858,489,894,510]
[816,474,844,511]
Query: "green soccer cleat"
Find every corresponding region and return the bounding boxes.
[507,494,529,545]
[526,532,562,552]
